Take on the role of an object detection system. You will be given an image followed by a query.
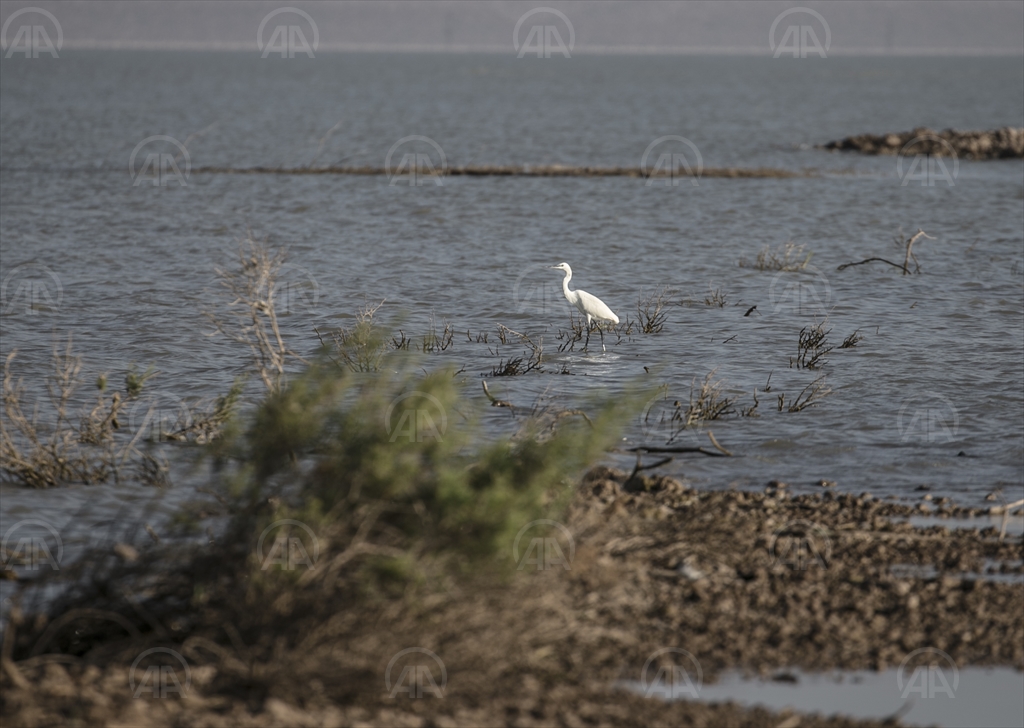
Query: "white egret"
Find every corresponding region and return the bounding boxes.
[550,262,619,352]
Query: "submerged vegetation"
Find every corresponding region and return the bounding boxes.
[2,233,860,486]
[636,287,668,333]
[739,241,813,271]
[0,338,240,488]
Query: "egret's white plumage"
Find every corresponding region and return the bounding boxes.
[550,262,618,351]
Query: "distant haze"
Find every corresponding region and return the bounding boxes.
[1,0,1022,55]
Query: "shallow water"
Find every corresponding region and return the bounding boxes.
[1,53,1023,567]
[621,666,1024,728]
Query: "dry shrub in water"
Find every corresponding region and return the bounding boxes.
[316,299,390,372]
[703,285,728,307]
[1,338,243,488]
[489,325,543,376]
[740,241,812,271]
[684,368,736,427]
[840,330,864,349]
[782,374,833,412]
[636,288,668,333]
[207,231,305,392]
[791,320,833,370]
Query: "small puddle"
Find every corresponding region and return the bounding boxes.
[890,561,1024,584]
[620,666,1024,728]
[903,513,1024,536]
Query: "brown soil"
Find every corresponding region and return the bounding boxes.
[2,468,1021,727]
[820,127,1024,160]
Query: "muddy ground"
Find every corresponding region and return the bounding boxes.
[2,467,1022,727]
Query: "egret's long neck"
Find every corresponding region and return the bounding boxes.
[561,270,573,299]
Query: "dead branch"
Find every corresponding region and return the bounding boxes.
[481,381,514,412]
[618,430,733,458]
[207,232,307,391]
[837,229,935,275]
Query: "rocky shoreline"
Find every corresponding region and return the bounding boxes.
[2,468,1021,727]
[820,127,1024,160]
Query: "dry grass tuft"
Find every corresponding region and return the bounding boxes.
[684,368,737,427]
[740,242,813,272]
[207,231,305,392]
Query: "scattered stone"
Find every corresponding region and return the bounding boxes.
[3,466,1021,728]
[112,543,138,562]
[820,127,1024,160]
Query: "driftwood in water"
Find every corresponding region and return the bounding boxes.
[838,229,934,275]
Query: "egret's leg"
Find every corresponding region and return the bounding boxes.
[583,323,591,352]
[599,324,606,352]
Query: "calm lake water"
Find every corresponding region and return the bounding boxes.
[1,53,1023,585]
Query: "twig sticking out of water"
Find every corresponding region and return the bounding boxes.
[740,388,760,417]
[626,451,674,487]
[837,229,934,275]
[637,288,668,333]
[784,375,833,412]
[556,312,585,352]
[421,314,454,353]
[481,381,514,412]
[488,353,542,377]
[625,430,733,458]
[682,369,736,428]
[703,285,728,307]
[839,330,864,349]
[489,325,544,376]
[791,321,833,370]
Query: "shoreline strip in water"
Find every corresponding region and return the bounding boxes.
[190,165,816,178]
